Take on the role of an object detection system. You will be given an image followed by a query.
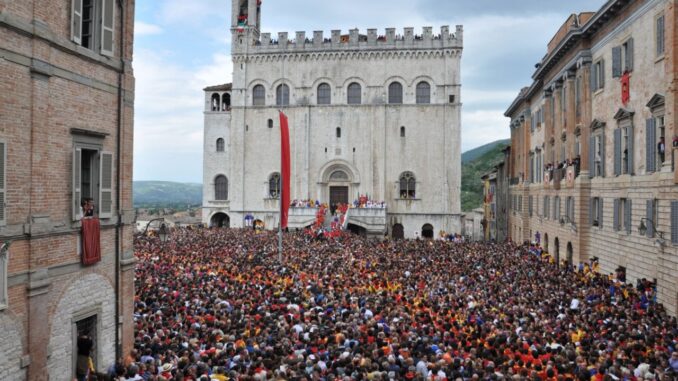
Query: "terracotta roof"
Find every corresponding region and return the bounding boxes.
[203,83,232,91]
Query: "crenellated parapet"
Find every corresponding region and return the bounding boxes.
[234,25,463,54]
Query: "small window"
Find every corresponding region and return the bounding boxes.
[416,81,430,104]
[448,95,455,103]
[222,93,231,111]
[211,93,220,111]
[214,175,228,200]
[72,145,113,220]
[656,14,665,57]
[252,85,265,106]
[591,197,603,227]
[591,59,605,91]
[614,198,631,233]
[399,172,416,198]
[216,138,225,152]
[347,82,361,104]
[388,82,403,104]
[317,83,331,105]
[269,173,280,198]
[336,127,341,138]
[268,119,273,128]
[0,242,7,309]
[276,84,290,106]
[400,126,405,137]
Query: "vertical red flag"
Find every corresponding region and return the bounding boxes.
[621,71,630,105]
[279,111,291,229]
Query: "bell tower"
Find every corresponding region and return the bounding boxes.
[231,0,261,52]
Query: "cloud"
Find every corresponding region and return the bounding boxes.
[135,21,163,36]
[417,0,607,19]
[133,48,233,181]
[158,0,228,27]
[461,109,510,151]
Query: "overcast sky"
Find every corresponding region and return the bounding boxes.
[133,0,606,183]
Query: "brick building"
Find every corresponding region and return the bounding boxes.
[0,0,136,379]
[505,0,678,314]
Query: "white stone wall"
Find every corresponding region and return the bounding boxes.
[0,311,25,381]
[202,96,232,224]
[47,273,115,380]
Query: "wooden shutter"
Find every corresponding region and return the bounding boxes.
[671,201,678,244]
[612,46,622,78]
[589,136,595,178]
[613,198,619,231]
[99,152,113,218]
[101,0,115,56]
[73,148,82,220]
[646,199,654,238]
[627,125,634,174]
[657,16,665,56]
[589,198,594,226]
[614,129,621,176]
[598,198,604,228]
[0,141,5,225]
[601,132,606,177]
[590,64,597,92]
[646,118,656,172]
[625,199,632,234]
[599,60,605,88]
[71,0,83,44]
[625,38,634,72]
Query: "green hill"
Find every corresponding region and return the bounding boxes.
[461,140,509,212]
[461,139,510,164]
[133,181,202,208]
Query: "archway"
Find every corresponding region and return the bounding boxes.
[210,213,230,228]
[566,242,573,269]
[554,237,560,265]
[421,223,434,239]
[347,223,367,237]
[544,233,549,252]
[392,223,404,240]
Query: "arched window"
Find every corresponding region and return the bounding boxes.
[347,82,361,104]
[399,172,416,198]
[222,93,231,110]
[317,83,331,105]
[416,81,430,104]
[269,173,280,198]
[336,127,341,138]
[252,85,265,106]
[400,126,406,137]
[276,84,290,106]
[215,175,228,200]
[211,93,220,111]
[329,170,349,181]
[388,82,403,104]
[216,138,225,152]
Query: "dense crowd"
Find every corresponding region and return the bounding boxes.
[113,228,677,380]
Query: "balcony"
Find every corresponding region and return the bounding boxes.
[345,207,387,235]
[288,207,319,229]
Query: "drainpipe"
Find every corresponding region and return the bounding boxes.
[115,0,127,362]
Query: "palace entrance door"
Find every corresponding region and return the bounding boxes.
[330,186,349,205]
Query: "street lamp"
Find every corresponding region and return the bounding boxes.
[638,218,663,238]
[158,223,169,244]
[559,215,577,232]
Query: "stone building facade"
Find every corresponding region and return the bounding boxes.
[505,0,678,315]
[202,0,463,238]
[0,0,136,378]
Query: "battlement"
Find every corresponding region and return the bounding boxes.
[236,25,463,53]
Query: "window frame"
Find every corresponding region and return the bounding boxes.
[398,172,416,199]
[591,197,603,227]
[214,175,228,201]
[317,83,331,105]
[276,84,290,106]
[268,173,281,199]
[656,13,665,58]
[72,136,113,221]
[415,81,431,104]
[252,84,266,106]
[71,0,114,56]
[216,138,225,152]
[388,82,403,104]
[347,82,361,105]
[71,307,101,378]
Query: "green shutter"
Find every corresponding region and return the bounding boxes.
[73,148,82,221]
[99,152,113,218]
[71,0,83,44]
[101,0,115,56]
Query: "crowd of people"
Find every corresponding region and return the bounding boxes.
[110,228,678,380]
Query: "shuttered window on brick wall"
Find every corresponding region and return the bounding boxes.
[613,198,620,231]
[99,152,113,218]
[0,141,5,226]
[100,0,114,56]
[671,201,678,245]
[72,148,82,221]
[646,118,657,173]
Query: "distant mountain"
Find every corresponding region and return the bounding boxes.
[461,139,510,212]
[133,181,202,207]
[461,139,511,164]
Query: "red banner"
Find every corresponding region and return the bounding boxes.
[279,111,291,229]
[81,218,101,265]
[621,72,630,105]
